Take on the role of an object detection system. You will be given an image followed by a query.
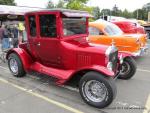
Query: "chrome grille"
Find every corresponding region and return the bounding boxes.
[109,51,118,71]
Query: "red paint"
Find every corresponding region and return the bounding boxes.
[113,21,146,34]
[7,10,119,84]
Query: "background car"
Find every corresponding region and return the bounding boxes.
[88,20,148,57]
[112,20,146,34]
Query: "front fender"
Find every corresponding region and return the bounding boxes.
[6,48,33,71]
[72,65,115,77]
[118,51,133,58]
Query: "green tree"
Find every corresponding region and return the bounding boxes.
[66,0,83,10]
[56,0,65,8]
[143,2,150,11]
[133,9,148,20]
[111,4,119,16]
[0,0,16,5]
[65,0,93,14]
[47,0,93,20]
[93,7,101,19]
[121,9,133,18]
[47,1,55,8]
[64,0,88,4]
[101,9,111,16]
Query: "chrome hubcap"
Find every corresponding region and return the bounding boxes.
[84,80,107,102]
[120,62,130,75]
[9,58,18,74]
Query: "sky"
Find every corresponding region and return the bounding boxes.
[14,0,150,12]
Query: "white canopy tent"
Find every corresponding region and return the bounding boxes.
[0,5,44,21]
[0,5,44,15]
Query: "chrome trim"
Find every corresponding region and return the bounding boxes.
[132,44,149,56]
[116,45,133,48]
[10,58,18,74]
[107,62,113,71]
[105,42,118,71]
[84,80,107,103]
[119,54,124,64]
[105,44,118,57]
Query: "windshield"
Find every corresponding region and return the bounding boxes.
[104,24,123,36]
[62,17,86,36]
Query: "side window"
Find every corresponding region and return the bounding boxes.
[39,14,57,38]
[89,27,104,35]
[28,15,36,37]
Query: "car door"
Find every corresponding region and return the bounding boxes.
[34,13,61,67]
[26,14,39,59]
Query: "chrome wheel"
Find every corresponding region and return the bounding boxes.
[120,62,130,76]
[9,58,18,74]
[84,80,107,103]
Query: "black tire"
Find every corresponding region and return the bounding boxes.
[8,53,26,77]
[79,71,117,108]
[118,57,137,80]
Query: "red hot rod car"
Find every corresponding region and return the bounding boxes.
[6,9,136,108]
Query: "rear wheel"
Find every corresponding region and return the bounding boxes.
[8,53,26,77]
[79,72,117,108]
[118,57,137,80]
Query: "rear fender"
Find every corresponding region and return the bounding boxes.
[6,48,33,71]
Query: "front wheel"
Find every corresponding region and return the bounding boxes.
[118,57,137,80]
[8,53,26,77]
[79,72,117,108]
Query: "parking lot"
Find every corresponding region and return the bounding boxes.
[0,40,149,113]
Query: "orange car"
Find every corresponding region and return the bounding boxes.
[88,21,148,56]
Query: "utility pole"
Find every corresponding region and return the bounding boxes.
[137,9,139,19]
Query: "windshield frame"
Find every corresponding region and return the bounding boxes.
[61,16,88,38]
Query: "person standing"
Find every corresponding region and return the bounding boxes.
[2,25,10,49]
[18,22,25,44]
[0,25,5,48]
[12,24,19,48]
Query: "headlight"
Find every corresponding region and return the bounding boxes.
[107,62,113,71]
[105,40,118,57]
[105,41,118,71]
[119,54,123,64]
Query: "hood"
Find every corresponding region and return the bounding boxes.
[83,43,109,54]
[63,36,109,54]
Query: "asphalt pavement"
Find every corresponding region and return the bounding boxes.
[0,40,150,113]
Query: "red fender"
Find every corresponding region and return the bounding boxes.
[58,65,115,85]
[6,48,33,71]
[71,65,115,78]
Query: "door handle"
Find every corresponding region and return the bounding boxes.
[37,42,40,46]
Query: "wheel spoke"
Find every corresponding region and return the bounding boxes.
[84,80,107,103]
[9,58,18,74]
[120,61,130,76]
